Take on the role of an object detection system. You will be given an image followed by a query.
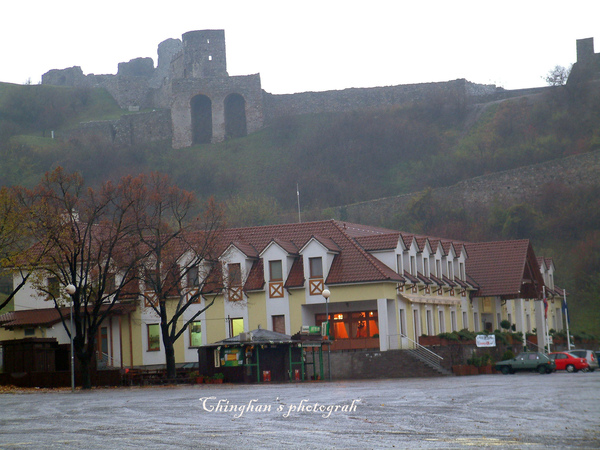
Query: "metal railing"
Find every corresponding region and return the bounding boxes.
[96,351,116,369]
[387,333,445,373]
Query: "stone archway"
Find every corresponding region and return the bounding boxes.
[224,93,247,139]
[191,94,212,144]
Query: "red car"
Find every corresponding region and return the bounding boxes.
[549,352,589,373]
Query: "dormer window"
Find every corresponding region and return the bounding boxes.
[410,256,416,276]
[436,260,441,278]
[227,263,242,302]
[269,260,282,281]
[396,254,403,274]
[309,257,323,278]
[228,263,242,286]
[268,260,284,298]
[448,261,453,279]
[423,258,429,277]
[459,262,465,281]
[187,266,199,287]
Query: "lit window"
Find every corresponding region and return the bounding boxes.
[230,318,243,337]
[189,321,202,347]
[309,257,323,278]
[147,324,160,351]
[269,260,282,281]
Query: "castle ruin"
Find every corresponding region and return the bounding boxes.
[43,30,565,149]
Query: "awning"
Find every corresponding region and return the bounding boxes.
[400,293,462,306]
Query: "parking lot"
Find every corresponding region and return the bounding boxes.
[1,372,599,449]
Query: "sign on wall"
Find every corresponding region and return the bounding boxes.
[476,335,496,347]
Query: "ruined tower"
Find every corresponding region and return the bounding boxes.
[168,30,264,148]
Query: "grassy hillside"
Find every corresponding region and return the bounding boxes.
[0,81,599,334]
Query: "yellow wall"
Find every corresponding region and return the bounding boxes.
[246,291,266,330]
[328,283,396,303]
[205,294,226,344]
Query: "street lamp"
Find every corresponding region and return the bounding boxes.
[65,284,76,392]
[322,288,331,381]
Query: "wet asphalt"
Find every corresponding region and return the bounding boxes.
[0,371,599,449]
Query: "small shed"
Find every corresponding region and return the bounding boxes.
[198,328,325,383]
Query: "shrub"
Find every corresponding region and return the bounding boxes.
[438,331,460,341]
[457,328,476,341]
[501,350,515,361]
[500,319,511,330]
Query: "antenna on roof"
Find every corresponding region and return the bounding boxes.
[296,183,301,223]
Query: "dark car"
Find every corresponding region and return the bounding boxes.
[495,352,555,375]
[568,349,598,372]
[549,352,589,373]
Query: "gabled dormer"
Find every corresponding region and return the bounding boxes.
[299,235,340,297]
[259,239,299,299]
[220,241,259,302]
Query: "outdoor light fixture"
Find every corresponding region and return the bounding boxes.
[322,288,331,381]
[65,284,76,392]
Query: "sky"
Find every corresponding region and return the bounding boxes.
[2,1,599,94]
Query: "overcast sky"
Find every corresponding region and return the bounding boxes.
[2,1,599,94]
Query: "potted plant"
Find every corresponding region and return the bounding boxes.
[212,373,224,384]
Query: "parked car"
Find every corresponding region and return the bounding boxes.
[568,349,598,372]
[495,352,555,375]
[548,352,589,373]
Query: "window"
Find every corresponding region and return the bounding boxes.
[272,315,285,334]
[187,266,199,287]
[426,310,433,335]
[451,311,457,332]
[410,256,416,276]
[47,277,60,299]
[24,328,35,337]
[315,311,378,340]
[147,324,160,351]
[399,308,406,335]
[462,311,468,329]
[448,261,453,279]
[228,263,242,286]
[229,317,243,337]
[269,260,282,281]
[459,262,465,281]
[436,260,441,278]
[423,258,429,277]
[474,312,479,332]
[396,255,403,274]
[438,310,445,333]
[309,257,323,278]
[189,321,202,347]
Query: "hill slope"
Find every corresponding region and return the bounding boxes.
[0,81,599,334]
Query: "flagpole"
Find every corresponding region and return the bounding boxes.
[563,290,572,351]
[296,184,301,223]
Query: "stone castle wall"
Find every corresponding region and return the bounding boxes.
[327,150,600,226]
[65,109,172,147]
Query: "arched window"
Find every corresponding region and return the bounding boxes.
[224,93,247,139]
[191,94,212,144]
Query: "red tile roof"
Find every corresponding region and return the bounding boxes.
[0,304,135,328]
[464,240,544,299]
[210,220,404,287]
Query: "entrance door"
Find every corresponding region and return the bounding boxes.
[272,315,285,334]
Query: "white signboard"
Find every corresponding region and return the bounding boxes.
[476,335,496,347]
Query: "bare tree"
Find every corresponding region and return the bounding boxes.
[544,65,572,86]
[24,168,146,389]
[131,173,225,379]
[0,186,53,311]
